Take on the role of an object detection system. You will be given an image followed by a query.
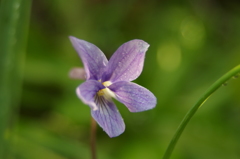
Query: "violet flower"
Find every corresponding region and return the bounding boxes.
[69,36,157,137]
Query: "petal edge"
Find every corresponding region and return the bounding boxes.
[91,97,125,137]
[101,39,149,82]
[69,36,108,80]
[76,80,104,110]
[109,81,156,112]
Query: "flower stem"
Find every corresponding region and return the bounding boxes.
[90,117,97,159]
[162,64,240,159]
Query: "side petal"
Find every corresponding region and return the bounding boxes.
[69,36,108,80]
[91,97,125,138]
[76,80,104,110]
[108,81,156,112]
[101,39,149,83]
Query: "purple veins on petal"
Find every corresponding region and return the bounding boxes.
[69,36,108,80]
[101,39,149,83]
[91,96,125,137]
[76,80,105,110]
[69,36,156,137]
[108,81,157,112]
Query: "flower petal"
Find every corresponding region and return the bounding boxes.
[76,80,104,110]
[91,97,125,137]
[69,67,86,80]
[69,36,108,80]
[108,81,156,112]
[101,39,149,83]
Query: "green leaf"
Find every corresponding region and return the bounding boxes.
[0,0,31,157]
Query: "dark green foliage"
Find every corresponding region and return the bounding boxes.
[1,0,240,158]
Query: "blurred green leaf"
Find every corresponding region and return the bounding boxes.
[11,0,240,158]
[0,0,31,157]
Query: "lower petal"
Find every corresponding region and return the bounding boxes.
[108,81,157,112]
[91,97,125,138]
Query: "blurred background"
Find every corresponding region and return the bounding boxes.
[8,0,240,158]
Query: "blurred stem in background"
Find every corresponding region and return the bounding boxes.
[90,117,97,159]
[162,65,240,159]
[0,0,31,157]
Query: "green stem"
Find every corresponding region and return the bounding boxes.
[162,64,240,159]
[90,117,97,159]
[0,0,31,157]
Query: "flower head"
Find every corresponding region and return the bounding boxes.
[69,36,157,137]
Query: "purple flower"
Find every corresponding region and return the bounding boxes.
[69,36,157,137]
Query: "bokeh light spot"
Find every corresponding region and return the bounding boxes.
[157,42,182,72]
[180,16,205,49]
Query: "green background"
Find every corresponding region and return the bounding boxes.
[3,0,240,158]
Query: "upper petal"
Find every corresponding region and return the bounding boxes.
[76,80,104,110]
[108,81,156,112]
[101,39,149,83]
[69,36,108,80]
[91,97,125,138]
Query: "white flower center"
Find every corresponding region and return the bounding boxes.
[97,81,115,100]
[102,81,112,87]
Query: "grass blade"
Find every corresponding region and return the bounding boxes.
[0,0,31,157]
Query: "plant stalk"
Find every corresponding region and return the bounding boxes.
[162,65,240,159]
[90,117,97,159]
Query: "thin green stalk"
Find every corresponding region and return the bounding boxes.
[90,117,97,159]
[0,0,31,157]
[162,65,240,159]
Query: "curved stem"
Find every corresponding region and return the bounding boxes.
[162,64,240,159]
[90,117,97,159]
